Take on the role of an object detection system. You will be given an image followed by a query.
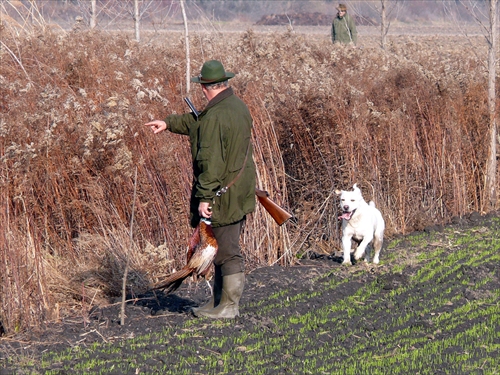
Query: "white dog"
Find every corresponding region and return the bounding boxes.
[335,183,385,265]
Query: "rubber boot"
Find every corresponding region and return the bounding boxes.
[195,273,244,319]
[192,265,222,315]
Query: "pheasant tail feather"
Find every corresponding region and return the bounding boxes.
[152,267,193,294]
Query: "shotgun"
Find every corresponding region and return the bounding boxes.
[255,188,293,226]
[184,97,199,120]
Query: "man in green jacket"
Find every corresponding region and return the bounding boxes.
[331,3,357,46]
[145,60,256,319]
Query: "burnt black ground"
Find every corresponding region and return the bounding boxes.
[1,211,499,374]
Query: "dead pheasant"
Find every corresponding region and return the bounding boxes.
[152,218,218,294]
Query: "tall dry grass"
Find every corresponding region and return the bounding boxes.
[0,23,497,333]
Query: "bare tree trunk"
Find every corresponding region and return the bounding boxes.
[369,0,401,50]
[90,0,96,29]
[381,0,387,50]
[485,0,498,209]
[120,168,138,326]
[134,0,140,42]
[180,0,191,94]
[29,0,35,25]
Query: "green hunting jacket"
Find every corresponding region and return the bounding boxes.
[331,13,357,45]
[166,87,256,228]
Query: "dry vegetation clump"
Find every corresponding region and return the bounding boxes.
[232,31,493,236]
[0,29,188,332]
[0,26,497,333]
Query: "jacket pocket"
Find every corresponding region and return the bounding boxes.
[196,143,211,161]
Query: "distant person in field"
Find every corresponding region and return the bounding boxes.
[331,3,357,46]
[144,60,256,319]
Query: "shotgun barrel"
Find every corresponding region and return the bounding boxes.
[184,97,200,120]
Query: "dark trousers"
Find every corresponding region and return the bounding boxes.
[212,218,245,276]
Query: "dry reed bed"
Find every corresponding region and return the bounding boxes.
[0,27,495,333]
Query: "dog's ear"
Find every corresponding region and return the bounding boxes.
[352,184,363,197]
[352,183,359,191]
[335,189,342,195]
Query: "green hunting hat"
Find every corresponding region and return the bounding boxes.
[191,60,235,84]
[337,3,347,11]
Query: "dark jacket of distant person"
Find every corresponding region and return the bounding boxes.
[331,5,358,45]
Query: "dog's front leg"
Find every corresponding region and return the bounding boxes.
[341,236,353,265]
[364,243,372,263]
[353,236,373,261]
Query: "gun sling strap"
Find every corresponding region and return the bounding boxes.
[215,140,251,197]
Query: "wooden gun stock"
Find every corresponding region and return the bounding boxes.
[255,188,292,226]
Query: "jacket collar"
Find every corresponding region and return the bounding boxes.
[205,87,234,110]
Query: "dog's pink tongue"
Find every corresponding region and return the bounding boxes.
[338,212,353,220]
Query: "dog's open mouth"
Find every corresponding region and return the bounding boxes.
[338,209,356,221]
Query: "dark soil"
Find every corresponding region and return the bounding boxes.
[1,211,499,374]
